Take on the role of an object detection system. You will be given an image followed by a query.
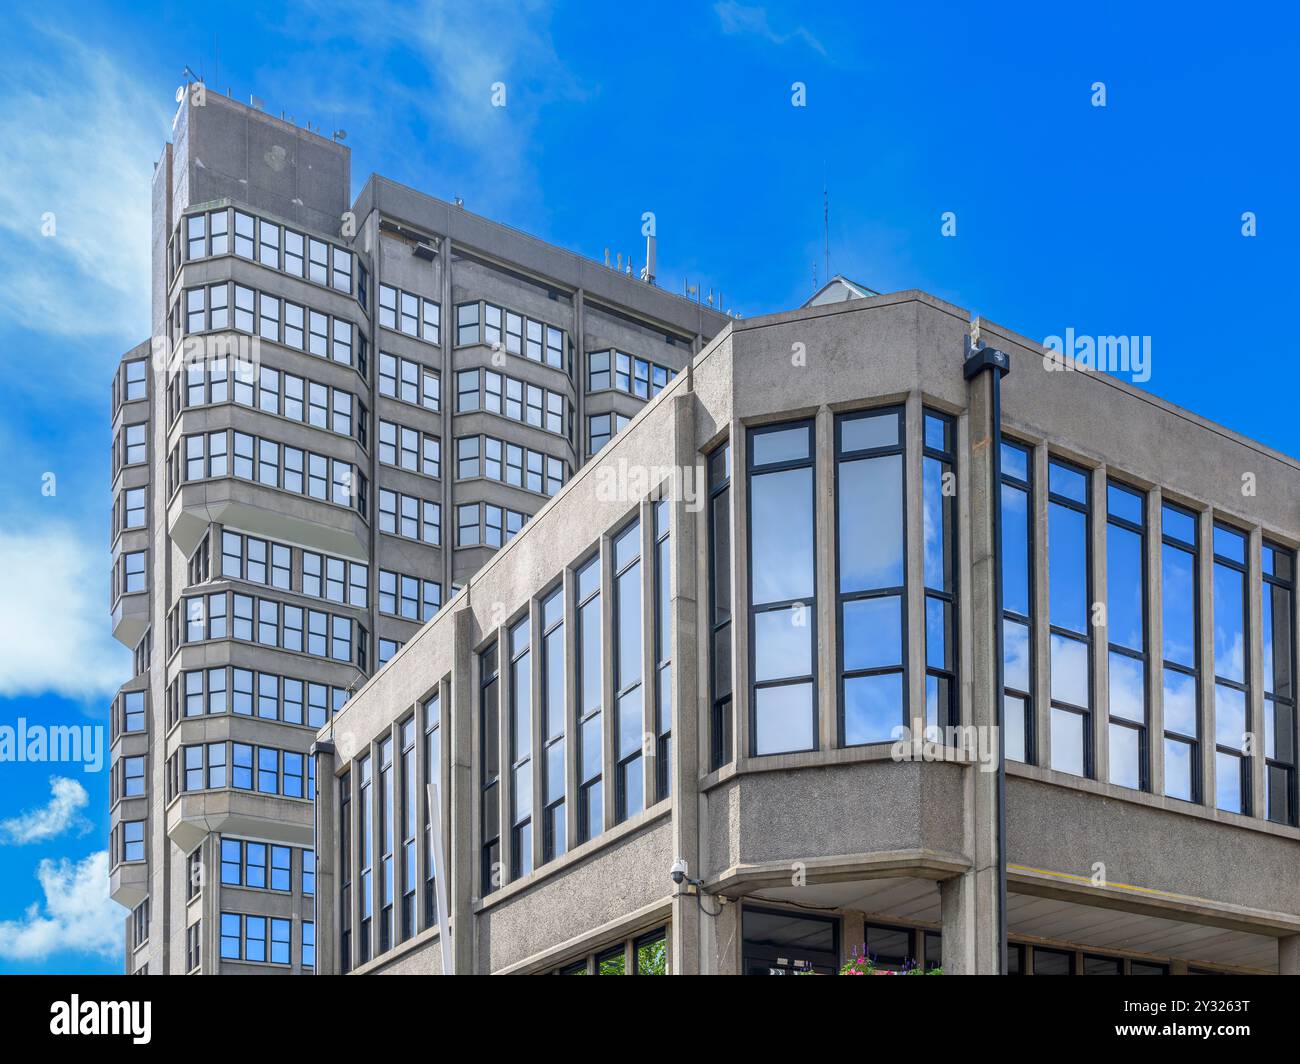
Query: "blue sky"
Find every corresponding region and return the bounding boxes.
[0,1,1294,973]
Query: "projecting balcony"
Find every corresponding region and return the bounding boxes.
[112,589,150,648]
[110,859,149,909]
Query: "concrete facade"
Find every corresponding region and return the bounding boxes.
[108,88,727,974]
[316,286,1300,976]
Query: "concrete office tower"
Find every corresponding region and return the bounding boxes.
[108,88,728,974]
[313,290,1300,975]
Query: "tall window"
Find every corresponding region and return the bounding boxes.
[1212,524,1250,814]
[708,443,733,769]
[357,754,373,964]
[541,588,566,861]
[1263,543,1297,825]
[339,770,351,973]
[400,718,417,940]
[837,410,904,746]
[922,411,958,735]
[509,617,533,878]
[1001,440,1034,762]
[750,421,816,755]
[378,737,395,952]
[614,519,644,821]
[1161,504,1201,801]
[576,556,603,842]
[1048,459,1092,777]
[654,499,672,800]
[480,644,501,893]
[1106,482,1148,789]
[423,694,441,925]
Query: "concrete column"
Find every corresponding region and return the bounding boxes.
[449,604,476,974]
[1279,934,1300,975]
[841,910,865,967]
[904,392,926,742]
[957,367,1002,974]
[574,288,586,464]
[730,419,751,761]
[1147,490,1165,796]
[1091,465,1109,781]
[440,237,454,600]
[310,740,337,974]
[705,897,741,974]
[669,394,702,975]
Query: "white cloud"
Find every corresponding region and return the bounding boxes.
[0,777,91,845]
[0,22,165,352]
[0,850,122,962]
[0,526,127,701]
[714,2,827,55]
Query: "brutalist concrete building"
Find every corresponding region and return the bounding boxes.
[108,88,727,974]
[311,278,1300,975]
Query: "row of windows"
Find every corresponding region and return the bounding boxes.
[455,300,568,370]
[378,418,440,479]
[342,696,441,969]
[479,497,672,895]
[171,742,315,801]
[173,590,367,668]
[587,349,674,399]
[172,359,367,446]
[455,434,565,497]
[182,206,355,298]
[377,488,441,545]
[215,529,369,608]
[378,351,440,411]
[588,412,630,456]
[172,430,368,516]
[378,570,442,622]
[455,367,569,438]
[179,281,365,376]
[378,284,439,344]
[112,357,148,414]
[219,912,314,968]
[219,837,314,895]
[554,927,667,974]
[167,666,348,728]
[455,501,530,549]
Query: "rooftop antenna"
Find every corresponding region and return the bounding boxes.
[823,166,830,283]
[182,65,200,84]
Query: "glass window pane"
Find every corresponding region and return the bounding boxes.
[1108,652,1145,723]
[754,683,814,755]
[1050,708,1086,776]
[844,672,904,746]
[754,605,812,682]
[839,455,903,593]
[750,467,813,604]
[842,596,901,673]
[1109,722,1141,789]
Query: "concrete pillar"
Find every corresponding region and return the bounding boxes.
[958,365,1003,974]
[670,393,703,974]
[1279,935,1300,975]
[310,740,337,974]
[449,604,476,973]
[841,910,865,967]
[704,897,741,974]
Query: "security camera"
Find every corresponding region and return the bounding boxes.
[670,857,689,886]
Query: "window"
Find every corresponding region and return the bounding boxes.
[340,771,352,972]
[1107,482,1148,790]
[509,618,533,879]
[743,907,839,975]
[1213,524,1250,814]
[1264,544,1297,824]
[749,422,817,755]
[540,587,566,863]
[400,718,417,940]
[457,302,479,346]
[186,921,201,972]
[1001,440,1034,763]
[589,350,610,391]
[122,690,145,733]
[614,520,644,822]
[708,443,733,770]
[123,423,147,466]
[302,921,316,971]
[358,754,373,964]
[1048,460,1092,777]
[922,412,958,735]
[122,755,145,797]
[653,500,672,801]
[379,737,395,954]
[576,556,603,842]
[424,695,442,927]
[122,819,145,862]
[480,644,501,893]
[1162,503,1200,802]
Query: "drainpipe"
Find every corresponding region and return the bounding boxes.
[963,326,1011,974]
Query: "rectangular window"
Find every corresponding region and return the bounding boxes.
[1048,459,1092,778]
[922,411,958,736]
[339,769,352,972]
[457,302,479,346]
[1213,524,1250,814]
[540,587,566,863]
[654,499,672,801]
[1264,543,1297,825]
[358,754,373,964]
[400,718,417,940]
[708,443,733,769]
[509,618,533,880]
[424,695,441,927]
[379,737,394,954]
[1107,482,1148,790]
[1001,440,1034,763]
[614,520,644,822]
[1162,503,1201,802]
[577,556,603,842]
[481,645,501,893]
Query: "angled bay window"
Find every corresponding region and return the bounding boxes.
[614,520,644,821]
[480,643,501,893]
[708,443,733,769]
[1212,524,1250,814]
[922,410,958,735]
[509,617,533,878]
[576,555,603,841]
[1161,503,1201,802]
[540,588,566,861]
[654,499,672,800]
[1106,482,1148,790]
[836,410,904,747]
[1263,543,1297,824]
[1001,440,1034,762]
[750,422,817,755]
[1048,459,1092,777]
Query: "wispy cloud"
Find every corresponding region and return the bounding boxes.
[714,2,827,55]
[0,527,127,701]
[0,777,91,845]
[0,850,121,962]
[0,21,165,350]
